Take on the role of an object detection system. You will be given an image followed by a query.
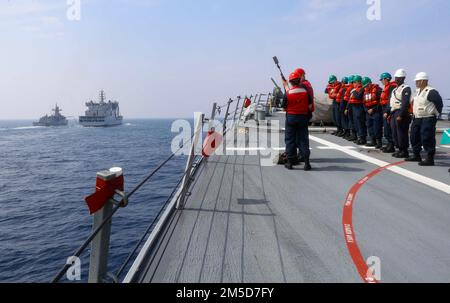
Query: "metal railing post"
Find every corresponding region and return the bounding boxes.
[253,94,259,105]
[209,103,217,131]
[177,113,204,209]
[222,98,233,135]
[239,95,251,122]
[88,169,118,283]
[233,96,242,123]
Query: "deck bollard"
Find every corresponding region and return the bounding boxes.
[87,167,124,283]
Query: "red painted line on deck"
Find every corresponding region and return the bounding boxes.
[343,161,405,283]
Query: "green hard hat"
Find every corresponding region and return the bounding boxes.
[362,77,372,87]
[353,75,362,83]
[348,75,354,83]
[379,72,392,81]
[341,77,349,84]
[328,75,337,84]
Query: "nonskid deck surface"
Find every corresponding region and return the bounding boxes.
[133,114,450,283]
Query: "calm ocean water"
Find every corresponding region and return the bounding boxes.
[0,119,188,282]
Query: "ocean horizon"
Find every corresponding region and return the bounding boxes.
[0,119,189,282]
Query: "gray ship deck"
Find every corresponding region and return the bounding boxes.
[127,113,450,283]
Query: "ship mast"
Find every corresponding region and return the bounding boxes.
[99,90,106,103]
[53,103,61,116]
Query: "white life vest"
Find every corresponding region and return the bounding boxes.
[390,84,409,111]
[413,86,439,118]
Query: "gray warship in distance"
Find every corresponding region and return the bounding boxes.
[33,104,68,127]
[79,90,123,127]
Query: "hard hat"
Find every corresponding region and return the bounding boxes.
[380,72,392,81]
[289,71,301,81]
[348,75,354,83]
[394,68,407,78]
[329,75,337,84]
[414,72,429,81]
[295,68,306,77]
[353,75,362,83]
[362,77,372,87]
[341,77,349,84]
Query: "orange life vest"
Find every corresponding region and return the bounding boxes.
[364,84,381,108]
[336,85,346,103]
[380,81,398,106]
[344,83,354,102]
[329,82,342,102]
[349,84,364,104]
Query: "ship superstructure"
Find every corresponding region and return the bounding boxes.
[79,90,123,127]
[33,104,68,127]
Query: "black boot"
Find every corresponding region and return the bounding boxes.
[304,158,312,171]
[348,131,357,142]
[337,130,345,137]
[365,139,376,147]
[405,154,422,162]
[394,150,408,159]
[292,154,302,166]
[343,130,351,139]
[375,139,383,149]
[357,138,367,146]
[285,161,294,170]
[419,156,435,167]
[383,143,395,153]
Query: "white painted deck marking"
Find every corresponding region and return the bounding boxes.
[317,146,356,150]
[226,147,313,151]
[310,135,450,195]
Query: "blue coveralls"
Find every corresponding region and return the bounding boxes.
[351,104,367,139]
[382,104,393,144]
[286,115,311,162]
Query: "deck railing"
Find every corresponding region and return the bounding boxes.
[51,92,273,283]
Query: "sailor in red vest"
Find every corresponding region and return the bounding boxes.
[344,75,357,142]
[379,72,397,153]
[348,75,367,145]
[362,77,383,148]
[325,75,343,136]
[282,69,314,171]
[337,77,349,138]
[388,69,412,159]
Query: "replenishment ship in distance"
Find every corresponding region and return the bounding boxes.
[79,90,123,127]
[33,104,68,127]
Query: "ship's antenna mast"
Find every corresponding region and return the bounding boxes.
[99,90,106,103]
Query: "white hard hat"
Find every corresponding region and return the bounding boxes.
[415,72,429,81]
[394,69,407,78]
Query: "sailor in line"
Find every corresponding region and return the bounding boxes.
[337,77,349,138]
[406,72,444,166]
[325,75,342,136]
[344,76,357,142]
[380,72,398,153]
[389,69,412,159]
[362,77,383,148]
[348,75,367,145]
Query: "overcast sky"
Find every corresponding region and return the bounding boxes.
[1,0,449,119]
